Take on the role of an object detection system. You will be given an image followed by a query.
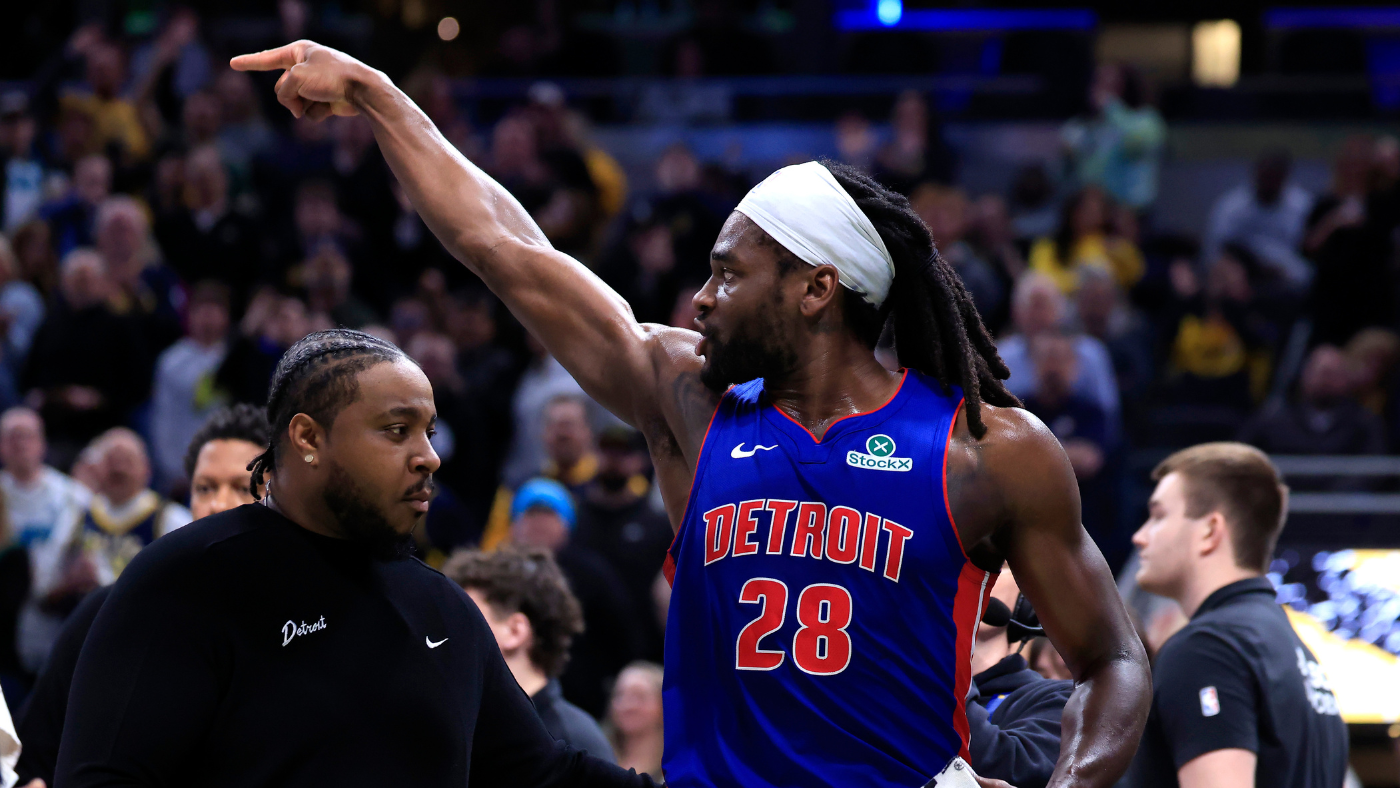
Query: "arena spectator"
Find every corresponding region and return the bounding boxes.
[180,90,221,150]
[1075,266,1152,406]
[1342,328,1400,421]
[1201,149,1314,291]
[1156,246,1270,417]
[1306,135,1397,346]
[35,428,190,592]
[214,291,312,405]
[126,8,211,111]
[302,246,376,329]
[0,235,45,370]
[574,426,672,660]
[605,661,665,780]
[487,113,552,213]
[997,272,1119,429]
[967,569,1073,788]
[1238,344,1387,460]
[431,291,519,523]
[1008,164,1058,243]
[9,221,58,300]
[1028,186,1145,295]
[23,249,150,462]
[966,194,1025,334]
[59,40,149,163]
[502,337,589,488]
[150,282,231,490]
[0,408,89,551]
[486,394,601,550]
[40,154,111,256]
[447,546,616,761]
[508,477,641,718]
[648,144,726,276]
[834,111,877,173]
[1020,332,1112,535]
[1060,63,1165,211]
[595,213,682,327]
[1129,443,1348,788]
[910,184,1005,326]
[23,429,188,672]
[95,195,183,353]
[214,70,275,170]
[153,144,265,302]
[0,93,46,232]
[873,90,955,195]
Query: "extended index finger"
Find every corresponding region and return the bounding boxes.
[230,42,306,72]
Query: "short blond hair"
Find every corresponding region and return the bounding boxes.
[1152,442,1288,572]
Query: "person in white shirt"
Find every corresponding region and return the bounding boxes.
[149,282,230,490]
[1202,150,1315,289]
[0,409,88,552]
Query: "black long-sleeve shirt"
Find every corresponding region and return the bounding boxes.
[55,503,655,788]
[967,654,1074,788]
[17,585,111,786]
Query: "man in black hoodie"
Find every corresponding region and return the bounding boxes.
[967,570,1074,788]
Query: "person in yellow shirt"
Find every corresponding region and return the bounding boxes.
[60,42,150,163]
[1029,186,1143,294]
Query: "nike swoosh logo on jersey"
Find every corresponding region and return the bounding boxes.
[731,443,778,459]
[427,636,449,649]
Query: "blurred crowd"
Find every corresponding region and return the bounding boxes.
[0,7,1398,753]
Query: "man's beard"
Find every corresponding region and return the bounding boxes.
[322,459,415,560]
[699,312,798,393]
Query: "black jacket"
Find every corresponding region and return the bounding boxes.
[967,654,1074,788]
[533,679,616,763]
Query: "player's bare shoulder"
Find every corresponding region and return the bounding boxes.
[637,323,720,460]
[945,402,1080,564]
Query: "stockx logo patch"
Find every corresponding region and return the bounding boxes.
[847,434,912,472]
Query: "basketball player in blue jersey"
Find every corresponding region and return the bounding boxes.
[234,41,1151,788]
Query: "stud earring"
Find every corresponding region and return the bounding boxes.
[304,454,315,463]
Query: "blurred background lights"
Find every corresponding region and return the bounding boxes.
[876,0,902,27]
[1192,19,1241,87]
[437,17,461,42]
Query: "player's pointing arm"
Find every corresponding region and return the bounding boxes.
[230,42,666,429]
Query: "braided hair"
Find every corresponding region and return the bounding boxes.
[248,329,410,499]
[821,160,1020,439]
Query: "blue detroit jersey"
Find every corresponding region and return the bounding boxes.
[662,369,998,787]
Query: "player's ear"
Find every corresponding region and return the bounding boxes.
[800,264,840,318]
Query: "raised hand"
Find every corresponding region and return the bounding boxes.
[229,41,364,121]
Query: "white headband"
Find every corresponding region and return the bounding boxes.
[735,161,895,307]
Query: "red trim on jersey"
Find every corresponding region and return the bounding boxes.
[942,397,968,558]
[770,368,909,444]
[951,562,996,763]
[662,391,727,586]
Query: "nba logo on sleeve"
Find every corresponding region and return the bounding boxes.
[1199,686,1220,717]
[846,434,913,472]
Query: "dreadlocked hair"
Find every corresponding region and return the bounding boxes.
[248,329,411,500]
[820,160,1020,439]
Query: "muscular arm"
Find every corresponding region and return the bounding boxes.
[951,407,1151,788]
[230,43,715,451]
